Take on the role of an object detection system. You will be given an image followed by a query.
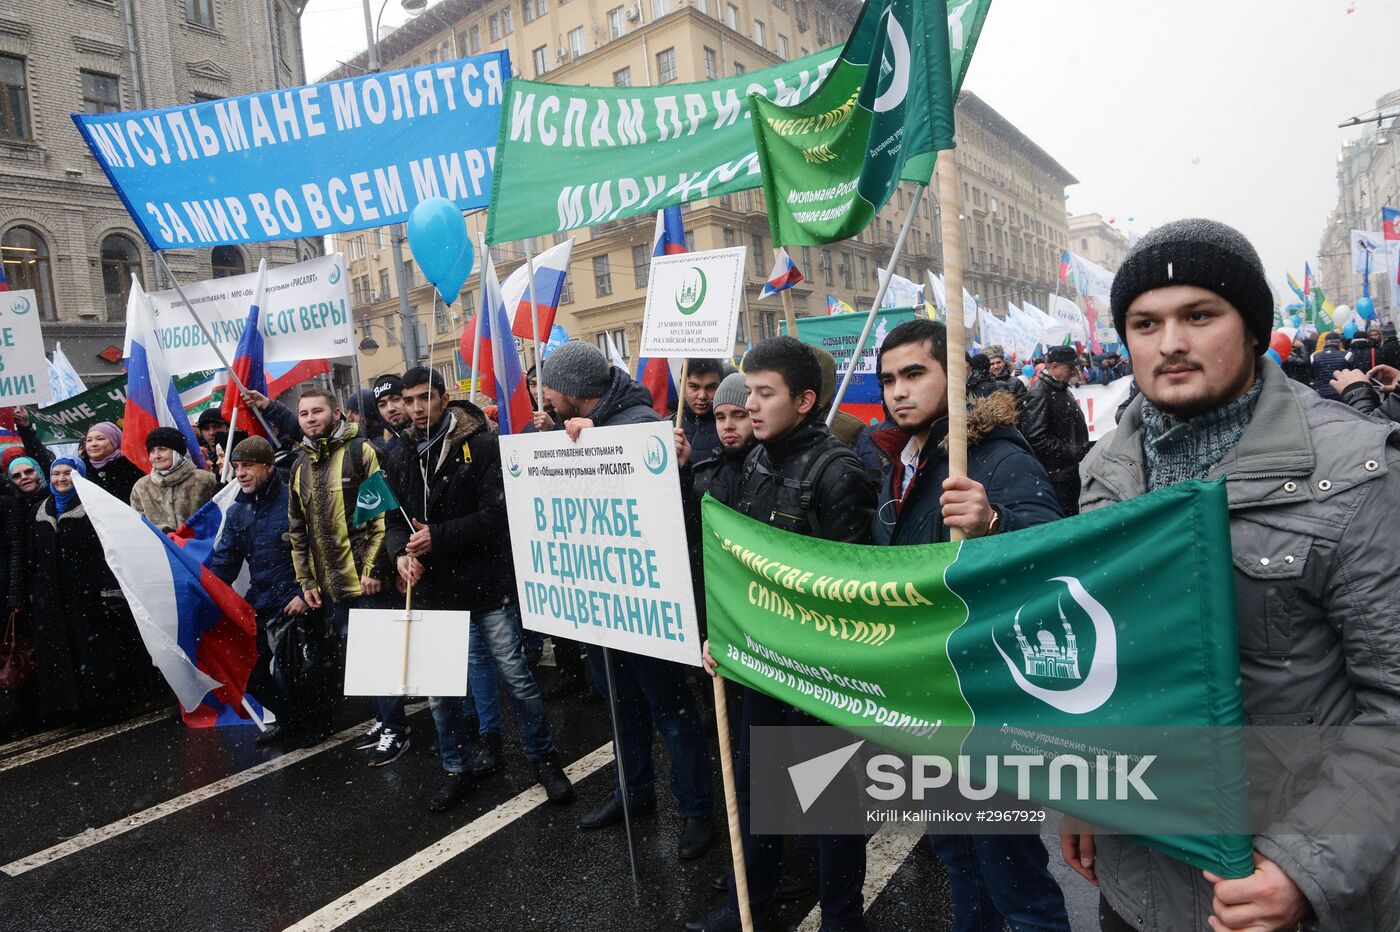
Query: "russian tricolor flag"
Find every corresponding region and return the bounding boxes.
[123,278,206,473]
[217,259,269,439]
[478,251,534,434]
[759,247,804,299]
[75,473,262,728]
[653,205,687,257]
[507,238,574,340]
[634,207,688,416]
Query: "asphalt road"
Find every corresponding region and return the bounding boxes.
[0,676,1100,931]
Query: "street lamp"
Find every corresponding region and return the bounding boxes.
[359,316,381,355]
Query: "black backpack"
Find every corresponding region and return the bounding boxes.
[734,442,854,537]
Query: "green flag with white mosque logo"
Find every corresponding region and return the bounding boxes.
[352,470,399,527]
[749,0,991,246]
[702,479,1254,879]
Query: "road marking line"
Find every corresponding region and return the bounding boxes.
[794,823,920,932]
[0,704,428,877]
[284,742,615,932]
[0,724,79,759]
[0,709,169,775]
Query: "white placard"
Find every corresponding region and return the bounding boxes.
[124,253,354,376]
[640,246,746,358]
[343,608,471,697]
[0,289,51,406]
[499,421,702,667]
[1070,375,1135,443]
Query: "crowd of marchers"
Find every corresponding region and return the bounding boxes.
[1,219,1397,932]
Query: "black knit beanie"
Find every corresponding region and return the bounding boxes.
[145,426,188,454]
[1110,219,1273,353]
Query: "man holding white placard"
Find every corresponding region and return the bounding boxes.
[385,367,574,814]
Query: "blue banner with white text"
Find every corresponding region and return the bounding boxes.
[72,52,510,250]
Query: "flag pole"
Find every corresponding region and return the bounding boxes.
[153,254,277,439]
[470,235,487,405]
[400,576,413,694]
[826,184,927,426]
[674,359,689,430]
[774,248,800,336]
[221,404,239,482]
[524,241,546,410]
[936,151,970,502]
[712,676,753,932]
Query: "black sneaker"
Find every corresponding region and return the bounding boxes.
[531,753,576,804]
[682,904,774,932]
[428,772,473,812]
[353,721,385,751]
[368,728,410,767]
[467,732,503,778]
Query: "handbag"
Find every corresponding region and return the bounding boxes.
[0,609,35,690]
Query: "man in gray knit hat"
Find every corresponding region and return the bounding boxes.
[538,341,717,860]
[1065,218,1400,931]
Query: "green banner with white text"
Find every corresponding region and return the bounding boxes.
[702,479,1254,878]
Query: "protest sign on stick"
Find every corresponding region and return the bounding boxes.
[343,608,470,697]
[0,290,52,407]
[641,248,746,360]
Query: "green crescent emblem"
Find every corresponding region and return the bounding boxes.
[675,267,707,316]
[10,296,31,316]
[357,489,381,510]
[328,264,342,285]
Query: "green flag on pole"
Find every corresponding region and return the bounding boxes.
[749,0,991,245]
[702,479,1254,879]
[352,470,399,527]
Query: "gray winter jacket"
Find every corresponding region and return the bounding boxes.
[1079,360,1400,931]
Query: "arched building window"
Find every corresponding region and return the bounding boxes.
[1,225,55,320]
[212,245,246,278]
[101,233,143,321]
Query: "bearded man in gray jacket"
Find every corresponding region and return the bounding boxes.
[1064,219,1400,932]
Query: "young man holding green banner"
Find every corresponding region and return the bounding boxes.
[870,317,1071,932]
[1069,219,1400,931]
[689,336,877,932]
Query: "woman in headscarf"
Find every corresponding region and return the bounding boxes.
[81,422,143,503]
[129,427,219,533]
[30,457,146,724]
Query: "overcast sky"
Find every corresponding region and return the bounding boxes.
[299,0,1400,296]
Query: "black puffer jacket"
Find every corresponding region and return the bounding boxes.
[1021,373,1089,483]
[732,414,876,544]
[585,369,660,427]
[870,393,1062,545]
[83,454,144,503]
[384,403,514,613]
[682,408,721,464]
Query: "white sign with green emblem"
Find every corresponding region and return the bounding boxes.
[0,289,51,406]
[499,421,702,667]
[123,253,355,376]
[640,246,746,358]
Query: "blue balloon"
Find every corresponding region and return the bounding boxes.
[1343,321,1358,339]
[406,197,468,288]
[434,236,476,306]
[1265,348,1282,365]
[1021,365,1035,379]
[1290,315,1302,329]
[1356,296,1376,321]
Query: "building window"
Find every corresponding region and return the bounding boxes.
[378,268,392,299]
[840,252,853,290]
[703,46,718,79]
[795,0,808,31]
[608,6,626,38]
[1,227,55,321]
[81,70,121,115]
[733,61,746,74]
[502,8,513,33]
[652,0,670,17]
[751,234,764,275]
[722,227,737,248]
[185,0,214,28]
[821,248,833,286]
[613,66,632,87]
[753,19,766,46]
[353,275,370,304]
[468,25,481,52]
[522,0,547,23]
[403,259,416,289]
[490,13,502,39]
[100,233,143,321]
[568,26,586,58]
[632,244,649,287]
[211,244,246,279]
[655,48,677,83]
[777,34,789,58]
[593,254,612,296]
[727,3,739,28]
[533,46,549,76]
[0,56,30,141]
[596,328,628,359]
[859,255,869,284]
[559,275,573,304]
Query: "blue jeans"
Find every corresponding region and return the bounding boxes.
[926,835,1070,932]
[326,593,406,732]
[468,618,501,735]
[430,601,556,773]
[585,644,714,818]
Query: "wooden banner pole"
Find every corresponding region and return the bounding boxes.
[712,677,753,932]
[936,150,970,502]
